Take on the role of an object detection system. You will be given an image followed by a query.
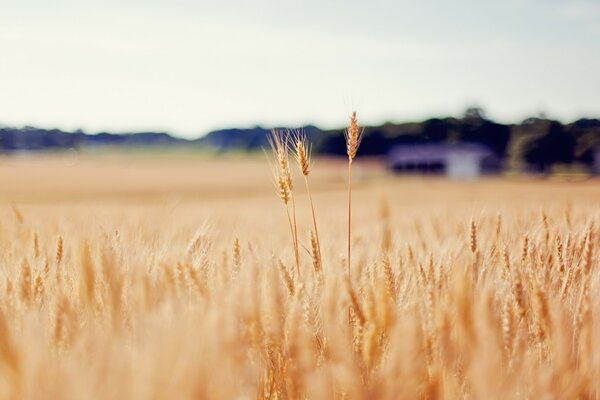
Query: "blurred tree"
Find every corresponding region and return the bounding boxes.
[464,107,487,121]
[565,119,600,166]
[519,119,575,173]
[359,129,389,155]
[458,108,511,156]
[422,118,453,142]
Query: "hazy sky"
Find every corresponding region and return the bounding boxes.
[1,0,599,137]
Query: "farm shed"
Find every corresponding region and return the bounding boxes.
[387,143,500,179]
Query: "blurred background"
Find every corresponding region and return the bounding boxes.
[1,0,599,178]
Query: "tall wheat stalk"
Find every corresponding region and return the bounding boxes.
[344,112,363,279]
[269,130,300,277]
[292,131,321,268]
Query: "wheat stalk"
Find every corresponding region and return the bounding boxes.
[269,130,300,277]
[292,130,322,271]
[344,111,363,279]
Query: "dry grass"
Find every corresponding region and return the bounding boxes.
[0,154,598,399]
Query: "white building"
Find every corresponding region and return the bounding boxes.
[387,143,500,179]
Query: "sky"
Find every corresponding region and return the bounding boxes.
[0,0,599,138]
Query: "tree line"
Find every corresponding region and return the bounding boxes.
[2,108,599,173]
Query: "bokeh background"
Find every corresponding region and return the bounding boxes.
[1,0,599,176]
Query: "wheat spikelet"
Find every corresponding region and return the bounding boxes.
[495,213,502,238]
[33,275,45,304]
[362,323,379,372]
[560,264,574,301]
[564,234,574,267]
[276,258,295,296]
[406,244,415,265]
[276,175,290,205]
[292,130,310,177]
[309,230,321,277]
[521,234,529,264]
[55,236,64,266]
[469,220,477,254]
[19,259,32,305]
[555,235,565,275]
[540,210,550,244]
[269,129,293,191]
[175,262,187,289]
[53,295,72,348]
[346,279,366,327]
[183,262,205,298]
[301,293,324,359]
[345,111,363,162]
[502,298,515,361]
[502,245,511,280]
[32,232,39,259]
[382,254,396,301]
[186,226,209,259]
[42,257,50,280]
[232,237,241,272]
[511,271,526,321]
[10,203,23,224]
[532,280,550,356]
[426,253,435,283]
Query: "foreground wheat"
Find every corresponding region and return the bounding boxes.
[0,156,598,400]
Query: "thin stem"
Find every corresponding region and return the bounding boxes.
[290,192,300,278]
[304,176,321,262]
[347,160,352,280]
[285,205,300,278]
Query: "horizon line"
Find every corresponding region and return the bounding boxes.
[2,111,600,140]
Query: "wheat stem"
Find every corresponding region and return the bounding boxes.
[285,205,300,278]
[347,160,353,279]
[290,192,300,278]
[344,111,362,279]
[304,176,321,265]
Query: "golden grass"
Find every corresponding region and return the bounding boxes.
[0,154,598,398]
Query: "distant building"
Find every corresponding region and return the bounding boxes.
[387,143,500,179]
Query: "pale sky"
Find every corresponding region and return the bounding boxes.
[1,0,599,138]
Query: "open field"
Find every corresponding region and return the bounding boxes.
[0,155,599,399]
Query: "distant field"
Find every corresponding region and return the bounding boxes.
[1,153,597,202]
[0,155,599,398]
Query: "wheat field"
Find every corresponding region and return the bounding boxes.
[0,153,599,399]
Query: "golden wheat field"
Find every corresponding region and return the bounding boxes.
[0,152,599,399]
